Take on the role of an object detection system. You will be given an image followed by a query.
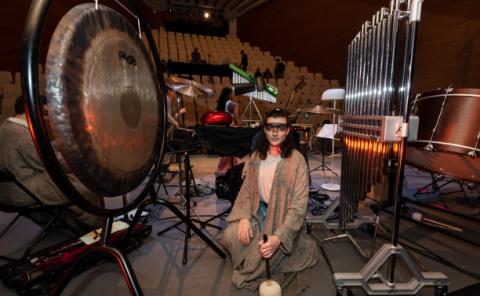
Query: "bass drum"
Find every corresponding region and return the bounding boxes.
[407,88,480,182]
[201,111,233,126]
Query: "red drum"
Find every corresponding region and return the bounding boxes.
[201,111,233,126]
[406,88,480,182]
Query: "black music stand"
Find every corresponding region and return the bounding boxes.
[310,137,337,176]
[310,125,337,176]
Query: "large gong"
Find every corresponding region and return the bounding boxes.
[23,1,166,216]
[46,3,161,196]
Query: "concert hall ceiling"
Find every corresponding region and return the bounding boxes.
[142,0,271,19]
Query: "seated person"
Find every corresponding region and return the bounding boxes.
[263,68,273,82]
[190,47,202,64]
[166,87,187,130]
[274,58,286,79]
[254,68,263,78]
[0,96,103,231]
[220,108,318,295]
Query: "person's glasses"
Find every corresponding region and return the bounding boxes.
[264,123,288,132]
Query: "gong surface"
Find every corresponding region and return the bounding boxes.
[46,3,162,196]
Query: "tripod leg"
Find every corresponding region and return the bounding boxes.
[156,199,226,259]
[50,246,143,296]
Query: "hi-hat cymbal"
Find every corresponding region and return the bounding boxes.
[299,105,334,114]
[165,77,215,98]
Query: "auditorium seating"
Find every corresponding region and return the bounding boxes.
[0,29,340,126]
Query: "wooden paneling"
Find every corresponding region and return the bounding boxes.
[238,0,480,92]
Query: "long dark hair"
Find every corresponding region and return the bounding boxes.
[255,108,295,160]
[216,87,233,111]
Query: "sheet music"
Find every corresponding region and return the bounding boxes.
[316,124,338,139]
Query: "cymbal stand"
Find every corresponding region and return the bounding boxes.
[157,150,222,264]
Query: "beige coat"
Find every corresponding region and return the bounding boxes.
[0,118,102,229]
[220,149,318,295]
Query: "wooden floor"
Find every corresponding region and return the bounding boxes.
[0,153,479,295]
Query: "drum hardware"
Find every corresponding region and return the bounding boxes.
[156,147,224,265]
[468,132,480,157]
[159,129,225,265]
[413,173,467,201]
[318,1,448,295]
[165,76,215,126]
[423,86,452,151]
[299,105,335,115]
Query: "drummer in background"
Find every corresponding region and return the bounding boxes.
[166,87,187,129]
[0,96,103,232]
[215,87,240,175]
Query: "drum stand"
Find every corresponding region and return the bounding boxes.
[241,96,262,124]
[156,150,223,265]
[414,173,466,200]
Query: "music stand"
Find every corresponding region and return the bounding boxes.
[310,124,337,175]
[320,89,344,191]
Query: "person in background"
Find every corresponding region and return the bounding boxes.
[263,68,273,82]
[220,108,318,295]
[0,96,103,231]
[254,68,262,79]
[274,58,286,79]
[240,50,248,71]
[191,47,202,64]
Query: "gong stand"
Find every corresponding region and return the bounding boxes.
[22,0,170,295]
[50,217,142,295]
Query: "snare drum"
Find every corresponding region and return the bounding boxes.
[406,88,480,182]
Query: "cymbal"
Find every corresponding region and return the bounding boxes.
[327,107,344,114]
[165,77,215,99]
[299,105,334,114]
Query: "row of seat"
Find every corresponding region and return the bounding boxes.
[144,28,340,90]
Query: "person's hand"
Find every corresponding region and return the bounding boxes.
[237,218,252,246]
[258,235,281,259]
[178,108,187,115]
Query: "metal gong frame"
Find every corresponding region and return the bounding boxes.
[22,0,167,218]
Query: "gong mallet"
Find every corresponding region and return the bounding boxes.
[259,234,281,296]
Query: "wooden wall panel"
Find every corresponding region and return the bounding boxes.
[238,0,480,92]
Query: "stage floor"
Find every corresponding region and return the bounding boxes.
[0,152,479,295]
